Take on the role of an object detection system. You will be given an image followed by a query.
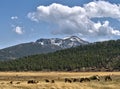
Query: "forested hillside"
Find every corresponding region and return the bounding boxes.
[0,40,120,71]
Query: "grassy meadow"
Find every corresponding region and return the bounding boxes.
[0,72,119,89]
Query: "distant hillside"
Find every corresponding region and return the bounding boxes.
[0,36,88,60]
[0,42,61,60]
[0,39,119,71]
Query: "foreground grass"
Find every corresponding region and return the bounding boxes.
[0,72,119,89]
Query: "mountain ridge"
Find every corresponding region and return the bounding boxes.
[36,36,89,48]
[0,36,89,60]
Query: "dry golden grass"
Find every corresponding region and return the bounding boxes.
[0,72,119,89]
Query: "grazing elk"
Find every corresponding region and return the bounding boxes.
[80,78,90,82]
[10,81,13,84]
[72,78,79,82]
[27,80,38,84]
[65,78,72,83]
[105,75,112,81]
[16,82,21,84]
[51,80,55,83]
[45,79,55,83]
[45,79,50,83]
[89,75,100,81]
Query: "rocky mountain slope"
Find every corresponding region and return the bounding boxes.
[0,36,88,60]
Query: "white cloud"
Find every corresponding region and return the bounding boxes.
[14,26,24,35]
[28,0,120,41]
[11,16,18,20]
[84,1,120,19]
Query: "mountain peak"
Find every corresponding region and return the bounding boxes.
[36,36,89,48]
[63,36,83,42]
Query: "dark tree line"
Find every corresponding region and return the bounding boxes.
[0,39,120,71]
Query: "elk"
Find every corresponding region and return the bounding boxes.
[105,75,112,81]
[89,75,100,81]
[27,80,38,84]
[80,78,90,82]
[65,78,72,83]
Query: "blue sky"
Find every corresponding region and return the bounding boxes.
[0,0,120,49]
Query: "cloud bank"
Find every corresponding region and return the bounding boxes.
[28,0,120,41]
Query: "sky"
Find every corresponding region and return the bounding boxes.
[0,0,120,49]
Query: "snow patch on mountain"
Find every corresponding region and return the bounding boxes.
[36,36,89,48]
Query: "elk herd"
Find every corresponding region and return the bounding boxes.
[26,75,112,84]
[0,75,112,85]
[64,75,112,83]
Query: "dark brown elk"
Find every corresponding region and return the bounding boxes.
[80,78,90,82]
[45,79,50,83]
[10,81,13,84]
[51,80,55,83]
[72,78,79,82]
[27,80,38,84]
[105,75,112,81]
[65,78,72,83]
[89,75,100,81]
[45,79,55,83]
[16,82,21,84]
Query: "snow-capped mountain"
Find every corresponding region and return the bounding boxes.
[0,36,89,60]
[36,36,89,48]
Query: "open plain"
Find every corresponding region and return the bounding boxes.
[0,72,119,89]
